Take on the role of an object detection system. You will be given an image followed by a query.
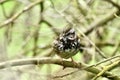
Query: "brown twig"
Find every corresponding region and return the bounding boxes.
[104,0,120,10]
[84,54,120,68]
[0,0,11,4]
[85,0,120,35]
[111,42,120,56]
[53,70,79,78]
[33,2,44,56]
[0,0,43,28]
[92,59,120,80]
[76,0,90,16]
[84,9,120,35]
[96,42,115,47]
[77,27,107,58]
[42,20,60,35]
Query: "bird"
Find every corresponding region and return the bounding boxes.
[53,27,83,62]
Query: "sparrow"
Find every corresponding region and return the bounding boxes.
[53,27,82,59]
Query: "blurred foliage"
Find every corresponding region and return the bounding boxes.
[0,0,120,80]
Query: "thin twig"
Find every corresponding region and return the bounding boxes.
[0,0,43,28]
[111,42,120,56]
[92,59,120,80]
[33,2,44,56]
[84,9,120,35]
[53,70,79,78]
[104,0,120,10]
[96,42,115,47]
[84,55,120,68]
[0,0,11,4]
[76,0,90,16]
[42,20,60,35]
[76,27,107,58]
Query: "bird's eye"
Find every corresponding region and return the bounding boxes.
[68,34,74,40]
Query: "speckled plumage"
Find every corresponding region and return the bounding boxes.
[53,28,81,59]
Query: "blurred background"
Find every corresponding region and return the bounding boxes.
[0,0,120,80]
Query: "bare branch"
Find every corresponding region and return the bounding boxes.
[76,0,90,16]
[0,57,119,80]
[0,0,43,28]
[92,59,120,80]
[0,0,11,4]
[85,9,120,35]
[85,55,120,68]
[104,0,120,10]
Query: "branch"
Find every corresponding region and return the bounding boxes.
[53,70,79,78]
[111,42,120,56]
[76,0,90,16]
[96,42,115,47]
[0,0,43,28]
[42,20,60,36]
[76,27,107,58]
[104,0,120,10]
[84,9,120,35]
[84,0,120,35]
[86,55,120,68]
[0,0,11,4]
[0,57,119,80]
[92,60,120,80]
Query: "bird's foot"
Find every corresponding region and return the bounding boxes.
[71,57,78,68]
